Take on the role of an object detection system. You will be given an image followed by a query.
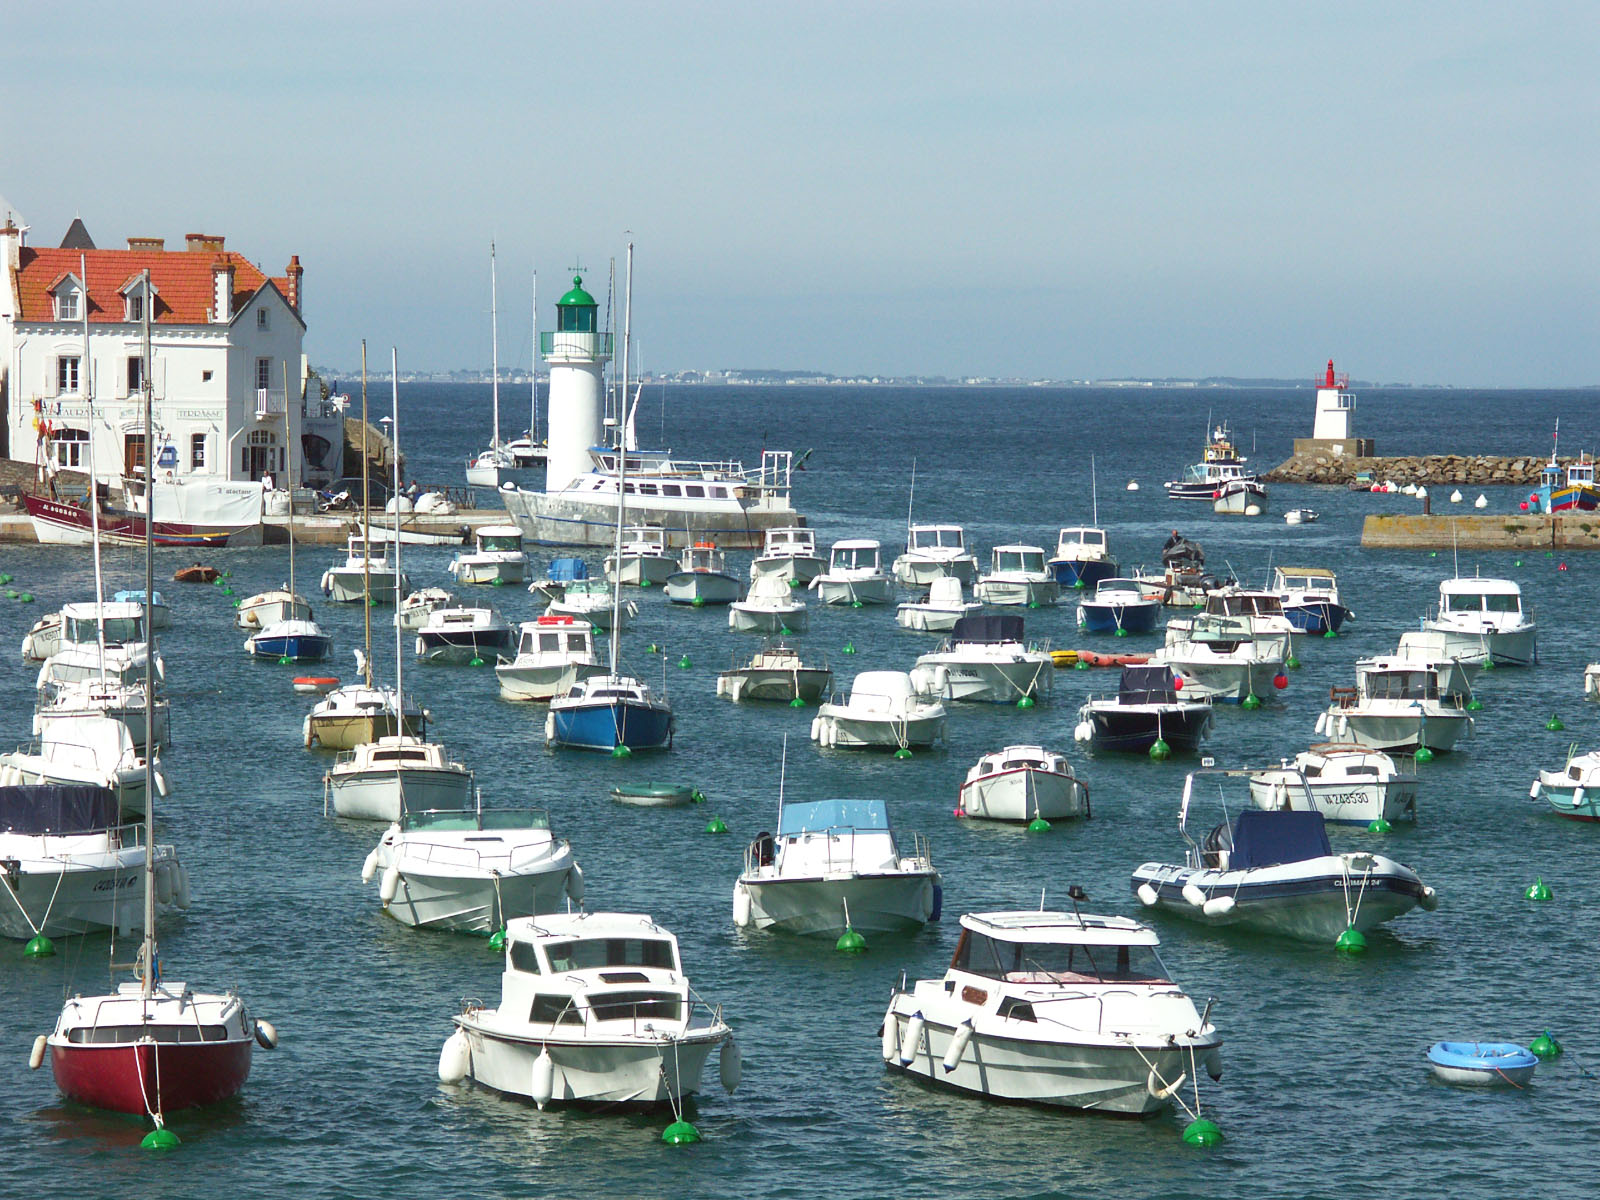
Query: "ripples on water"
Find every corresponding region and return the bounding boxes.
[4,384,1598,1199]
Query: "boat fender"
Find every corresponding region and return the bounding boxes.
[900,1013,926,1066]
[1146,1066,1188,1101]
[154,860,174,906]
[544,713,555,742]
[1528,780,1542,799]
[1073,721,1093,744]
[716,676,728,698]
[361,848,381,883]
[942,1021,974,1073]
[1588,674,1597,697]
[531,1048,555,1109]
[154,766,170,797]
[881,1015,899,1063]
[1181,882,1209,908]
[720,1039,742,1093]
[732,881,752,927]
[1204,1049,1224,1081]
[1136,882,1159,907]
[379,864,402,905]
[29,1034,47,1071]
[174,863,190,910]
[1572,787,1585,809]
[1201,895,1236,918]
[566,862,584,904]
[1419,885,1439,912]
[1336,714,1349,738]
[254,1019,279,1049]
[1313,712,1328,737]
[438,1030,471,1084]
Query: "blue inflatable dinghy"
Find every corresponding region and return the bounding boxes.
[1426,1041,1538,1086]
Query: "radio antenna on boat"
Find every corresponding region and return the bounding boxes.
[905,457,916,532]
[1090,453,1099,527]
[776,734,789,823]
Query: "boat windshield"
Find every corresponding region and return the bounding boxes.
[911,527,964,550]
[834,546,879,571]
[588,991,683,1022]
[953,931,1169,985]
[995,550,1044,573]
[401,808,549,832]
[543,937,677,973]
[1445,592,1520,613]
[530,630,590,653]
[65,615,144,645]
[1362,670,1438,701]
[480,535,522,553]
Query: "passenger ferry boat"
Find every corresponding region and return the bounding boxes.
[1165,424,1257,500]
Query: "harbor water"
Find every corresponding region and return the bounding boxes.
[4,382,1598,1199]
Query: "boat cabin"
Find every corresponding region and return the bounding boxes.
[761,527,817,557]
[60,602,146,647]
[401,806,550,835]
[474,525,525,555]
[498,912,687,1030]
[907,525,966,553]
[829,540,882,572]
[1054,527,1109,557]
[515,615,595,658]
[947,912,1172,991]
[990,545,1047,575]
[679,542,727,573]
[1187,614,1255,649]
[546,557,589,582]
[1353,661,1442,702]
[1202,590,1285,620]
[1117,664,1184,705]
[748,798,911,878]
[1272,567,1338,596]
[969,745,1070,777]
[1091,577,1145,599]
[620,525,668,555]
[845,671,920,712]
[1438,578,1524,616]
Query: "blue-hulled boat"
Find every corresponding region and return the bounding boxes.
[1077,578,1160,635]
[245,618,333,662]
[1047,526,1119,590]
[1271,567,1351,635]
[1426,1041,1538,1086]
[546,673,673,752]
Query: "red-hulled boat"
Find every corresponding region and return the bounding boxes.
[23,492,244,548]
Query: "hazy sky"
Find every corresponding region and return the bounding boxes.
[4,2,1595,385]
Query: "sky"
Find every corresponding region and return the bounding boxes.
[3,2,1596,385]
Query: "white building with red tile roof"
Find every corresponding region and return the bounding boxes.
[2,214,307,488]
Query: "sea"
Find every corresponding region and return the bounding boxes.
[4,382,1598,1200]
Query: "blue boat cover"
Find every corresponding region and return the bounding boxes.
[778,798,891,836]
[0,785,120,834]
[1227,810,1331,869]
[952,614,1024,645]
[547,557,589,581]
[1119,665,1179,704]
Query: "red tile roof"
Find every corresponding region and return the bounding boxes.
[14,245,297,325]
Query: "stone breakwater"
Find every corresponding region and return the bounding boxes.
[1362,512,1600,550]
[1264,453,1570,487]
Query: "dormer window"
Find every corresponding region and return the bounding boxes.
[55,288,81,322]
[127,294,144,322]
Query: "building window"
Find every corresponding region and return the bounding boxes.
[202,369,213,383]
[57,356,81,394]
[126,294,144,322]
[127,357,144,394]
[54,428,89,469]
[191,433,207,470]
[256,358,271,390]
[256,308,269,330]
[55,289,80,322]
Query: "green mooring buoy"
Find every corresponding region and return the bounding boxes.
[1182,1118,1223,1147]
[835,927,867,953]
[1027,817,1051,833]
[488,928,507,952]
[1466,697,1483,712]
[662,1119,701,1145]
[1367,818,1392,833]
[1530,1031,1563,1059]
[894,747,913,760]
[789,696,806,708]
[1335,927,1367,954]
[1149,738,1171,761]
[1286,655,1301,669]
[611,744,632,759]
[141,1126,181,1150]
[24,934,55,958]
[1414,746,1434,764]
[1016,696,1034,709]
[1240,694,1261,711]
[705,815,728,834]
[1546,713,1565,731]
[1524,876,1552,901]
[678,655,692,669]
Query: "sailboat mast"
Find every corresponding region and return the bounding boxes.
[82,253,108,683]
[609,240,632,678]
[906,457,916,533]
[530,268,538,446]
[284,361,296,598]
[360,342,372,687]
[490,242,500,451]
[140,267,157,997]
[392,349,403,712]
[1091,453,1099,527]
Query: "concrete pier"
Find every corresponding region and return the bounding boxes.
[1361,512,1600,550]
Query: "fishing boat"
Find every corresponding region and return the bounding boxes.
[1074,665,1213,755]
[717,642,833,704]
[1131,768,1437,942]
[1315,657,1472,753]
[896,575,982,632]
[364,803,581,932]
[546,577,628,630]
[750,526,825,584]
[910,614,1054,704]
[1164,588,1298,645]
[1524,422,1600,513]
[664,541,743,606]
[813,539,894,606]
[734,797,940,936]
[321,535,408,605]
[1149,614,1289,703]
[448,525,529,586]
[1077,578,1161,635]
[1165,422,1257,500]
[495,615,604,702]
[1426,1041,1539,1087]
[1047,526,1119,590]
[465,244,516,488]
[1271,567,1351,635]
[1421,577,1537,666]
[20,611,64,662]
[811,671,946,750]
[1529,748,1600,821]
[881,907,1223,1114]
[729,573,808,633]
[235,588,312,631]
[437,911,737,1109]
[1211,478,1268,515]
[1249,744,1418,825]
[974,544,1059,608]
[604,525,675,586]
[892,525,978,588]
[956,746,1089,822]
[414,606,515,664]
[324,736,473,821]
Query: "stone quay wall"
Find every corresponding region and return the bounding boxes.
[1264,452,1570,487]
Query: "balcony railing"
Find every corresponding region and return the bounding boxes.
[539,331,614,360]
[256,389,287,419]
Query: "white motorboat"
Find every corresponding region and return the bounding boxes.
[448,525,529,586]
[0,784,183,940]
[604,525,675,586]
[733,798,940,936]
[324,736,473,822]
[974,544,1059,608]
[363,804,580,932]
[1393,631,1480,703]
[37,602,162,692]
[1132,768,1437,942]
[1271,567,1351,635]
[235,588,312,630]
[0,716,168,818]
[813,539,894,606]
[397,587,458,632]
[1530,748,1600,822]
[1074,664,1214,756]
[1149,614,1289,703]
[750,526,825,584]
[881,908,1223,1114]
[957,746,1089,822]
[1047,526,1119,590]
[465,445,516,489]
[547,577,629,631]
[1164,588,1298,646]
[664,541,743,606]
[897,576,982,632]
[528,557,592,606]
[892,524,978,588]
[1421,577,1537,666]
[1211,478,1268,515]
[729,573,808,634]
[303,645,428,749]
[35,679,170,757]
[320,535,408,605]
[496,615,604,702]
[1249,744,1418,825]
[717,643,833,704]
[1283,508,1319,525]
[811,671,946,751]
[414,606,515,664]
[1315,658,1472,754]
[910,614,1053,704]
[439,911,736,1109]
[21,611,64,662]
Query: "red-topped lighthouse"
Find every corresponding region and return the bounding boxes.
[1312,359,1355,440]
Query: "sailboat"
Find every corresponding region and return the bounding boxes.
[306,345,428,749]
[246,367,333,662]
[465,242,516,487]
[34,279,277,1142]
[547,241,673,754]
[1048,455,1120,589]
[505,268,548,467]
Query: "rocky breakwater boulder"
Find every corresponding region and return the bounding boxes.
[1264,453,1569,487]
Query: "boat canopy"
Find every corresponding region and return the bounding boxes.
[1213,810,1331,870]
[1118,665,1180,704]
[0,784,119,834]
[547,557,589,581]
[778,798,891,836]
[952,614,1025,645]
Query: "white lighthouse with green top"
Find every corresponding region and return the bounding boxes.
[542,274,613,493]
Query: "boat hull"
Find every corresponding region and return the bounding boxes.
[547,699,673,752]
[1418,623,1537,667]
[1282,600,1350,635]
[664,572,742,605]
[1081,703,1211,754]
[383,860,574,932]
[974,578,1059,607]
[23,493,257,548]
[50,1037,253,1115]
[449,559,527,586]
[1048,557,1119,589]
[304,712,424,751]
[246,632,332,662]
[1248,773,1417,825]
[892,557,977,588]
[811,710,945,750]
[735,874,937,935]
[914,658,1053,704]
[416,628,515,664]
[1077,600,1160,635]
[606,555,675,586]
[496,661,606,703]
[958,768,1088,821]
[815,577,894,606]
[322,567,407,605]
[1536,783,1600,822]
[503,486,802,550]
[895,604,977,632]
[728,605,808,634]
[328,767,474,822]
[717,667,832,704]
[1316,707,1469,753]
[0,852,176,939]
[751,555,825,584]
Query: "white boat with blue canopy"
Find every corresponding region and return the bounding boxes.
[734,798,940,937]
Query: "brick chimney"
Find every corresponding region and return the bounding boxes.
[213,260,236,322]
[127,236,165,252]
[186,233,225,252]
[285,254,303,314]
